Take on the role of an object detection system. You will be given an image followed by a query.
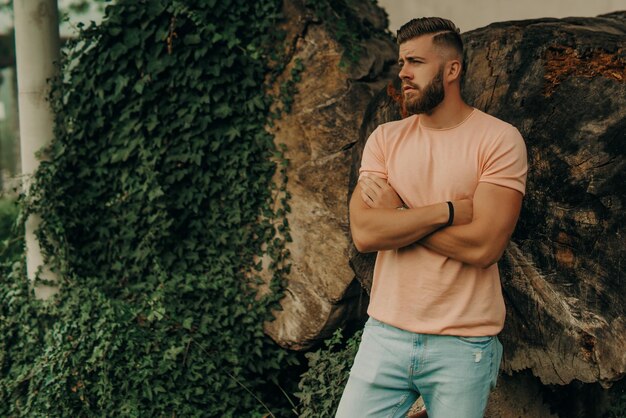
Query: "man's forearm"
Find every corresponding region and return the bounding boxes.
[420,220,512,268]
[420,223,489,266]
[351,202,450,253]
[421,184,523,268]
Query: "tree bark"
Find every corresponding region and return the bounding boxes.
[14,0,61,299]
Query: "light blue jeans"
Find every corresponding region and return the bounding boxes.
[336,317,502,418]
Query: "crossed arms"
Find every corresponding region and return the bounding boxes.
[349,175,523,268]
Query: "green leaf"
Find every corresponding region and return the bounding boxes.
[184,34,201,45]
[213,103,231,118]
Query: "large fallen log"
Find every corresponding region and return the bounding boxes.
[349,12,626,387]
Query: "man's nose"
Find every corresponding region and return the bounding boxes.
[398,64,411,80]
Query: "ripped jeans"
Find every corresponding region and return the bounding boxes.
[336,317,503,418]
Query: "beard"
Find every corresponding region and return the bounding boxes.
[403,67,445,115]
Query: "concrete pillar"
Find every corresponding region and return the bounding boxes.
[13,0,60,299]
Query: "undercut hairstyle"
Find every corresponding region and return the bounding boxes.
[397,17,463,58]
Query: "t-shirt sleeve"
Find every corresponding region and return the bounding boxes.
[479,125,528,195]
[359,126,387,181]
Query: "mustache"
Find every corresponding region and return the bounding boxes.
[402,82,419,90]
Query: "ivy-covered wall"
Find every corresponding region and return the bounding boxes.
[1,1,298,416]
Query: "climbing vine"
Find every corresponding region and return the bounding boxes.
[305,0,390,66]
[296,328,363,417]
[1,1,298,416]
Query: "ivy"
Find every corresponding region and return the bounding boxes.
[296,328,363,417]
[1,0,300,416]
[278,58,304,115]
[304,0,389,67]
[0,199,21,265]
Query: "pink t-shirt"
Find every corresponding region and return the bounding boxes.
[359,108,528,336]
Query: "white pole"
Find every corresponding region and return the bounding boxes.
[14,0,60,299]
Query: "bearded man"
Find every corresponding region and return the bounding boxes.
[336,17,528,418]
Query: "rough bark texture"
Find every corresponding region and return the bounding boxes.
[349,12,626,387]
[263,0,396,350]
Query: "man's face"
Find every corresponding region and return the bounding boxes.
[403,65,444,115]
[398,35,446,115]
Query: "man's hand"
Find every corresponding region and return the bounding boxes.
[359,175,404,209]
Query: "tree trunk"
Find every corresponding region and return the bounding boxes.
[14,0,61,299]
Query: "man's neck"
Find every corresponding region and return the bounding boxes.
[418,96,474,129]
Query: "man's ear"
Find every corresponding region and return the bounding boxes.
[445,59,462,83]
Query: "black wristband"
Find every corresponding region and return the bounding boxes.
[446,201,454,226]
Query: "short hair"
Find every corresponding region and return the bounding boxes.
[397,17,463,58]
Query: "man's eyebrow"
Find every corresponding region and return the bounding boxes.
[398,55,426,62]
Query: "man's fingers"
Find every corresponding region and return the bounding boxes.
[361,175,384,189]
[363,175,387,189]
[360,189,373,206]
[360,185,376,201]
[360,177,374,190]
[359,181,376,200]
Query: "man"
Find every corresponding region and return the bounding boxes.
[336,17,528,418]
